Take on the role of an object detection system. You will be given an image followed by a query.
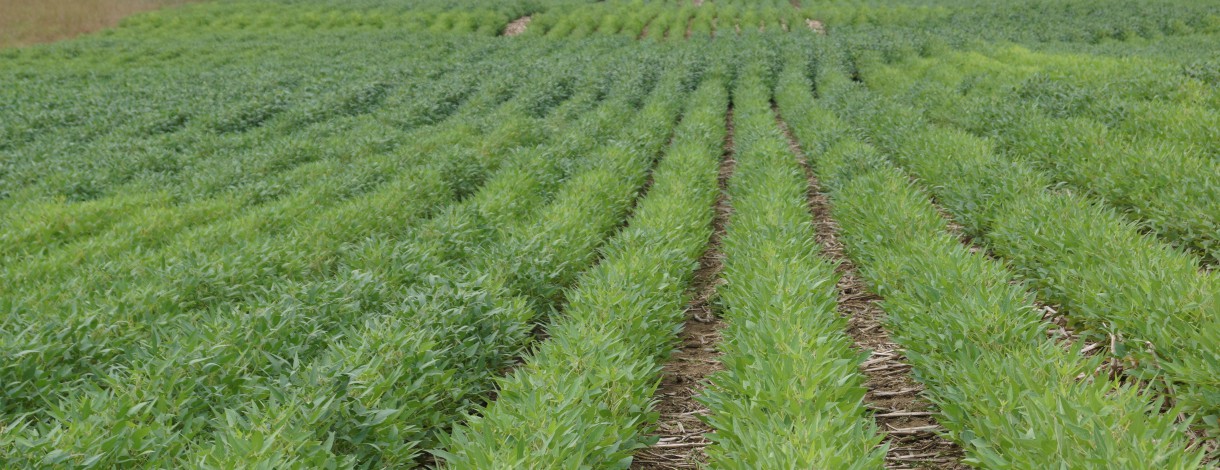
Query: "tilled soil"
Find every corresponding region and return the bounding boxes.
[502,16,531,36]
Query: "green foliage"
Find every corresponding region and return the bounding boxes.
[860,48,1220,263]
[779,57,1205,466]
[819,46,1220,438]
[3,0,1218,468]
[439,66,727,469]
[698,49,885,469]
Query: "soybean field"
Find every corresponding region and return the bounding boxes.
[1,0,1218,468]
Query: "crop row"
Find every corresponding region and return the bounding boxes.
[0,31,486,256]
[864,45,1219,147]
[522,2,822,40]
[0,33,613,329]
[0,37,636,444]
[513,0,1213,42]
[857,47,1220,264]
[4,46,691,467]
[439,66,728,469]
[979,46,1220,139]
[820,41,1220,434]
[826,0,1218,45]
[1,48,489,263]
[0,46,666,466]
[185,57,683,468]
[0,42,605,424]
[777,52,1205,467]
[697,48,884,468]
[111,1,545,37]
[1,32,469,193]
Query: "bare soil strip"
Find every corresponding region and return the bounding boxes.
[774,107,967,470]
[631,106,735,470]
[0,0,201,48]
[502,16,531,36]
[807,19,826,34]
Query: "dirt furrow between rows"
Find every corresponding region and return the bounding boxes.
[631,106,735,470]
[774,106,968,470]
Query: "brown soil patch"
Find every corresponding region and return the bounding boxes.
[502,15,531,37]
[632,106,735,469]
[692,0,704,6]
[774,105,967,470]
[0,0,199,48]
[684,16,694,39]
[806,18,826,34]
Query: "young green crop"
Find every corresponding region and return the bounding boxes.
[822,45,1220,435]
[187,51,690,468]
[440,58,728,470]
[0,57,480,265]
[777,53,1205,467]
[699,46,885,469]
[3,0,1218,467]
[858,49,1220,264]
[0,44,583,424]
[0,44,674,467]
